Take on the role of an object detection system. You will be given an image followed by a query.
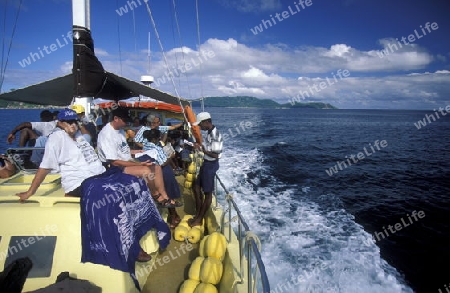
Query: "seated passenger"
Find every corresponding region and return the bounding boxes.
[0,155,17,179]
[96,107,182,209]
[15,109,169,289]
[134,115,183,149]
[138,129,182,229]
[6,110,56,147]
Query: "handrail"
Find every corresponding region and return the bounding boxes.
[215,175,270,293]
[6,147,45,172]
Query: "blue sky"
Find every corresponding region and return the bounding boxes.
[1,0,450,109]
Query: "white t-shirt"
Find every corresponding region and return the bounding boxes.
[40,129,105,193]
[97,122,132,162]
[31,121,57,136]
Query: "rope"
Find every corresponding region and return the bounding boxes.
[170,0,193,99]
[115,0,123,75]
[0,0,23,92]
[195,0,204,102]
[143,1,188,124]
[245,231,262,252]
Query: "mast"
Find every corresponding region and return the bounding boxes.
[72,0,93,116]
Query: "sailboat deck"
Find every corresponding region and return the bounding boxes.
[143,175,200,292]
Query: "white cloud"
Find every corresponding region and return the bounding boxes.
[2,37,449,109]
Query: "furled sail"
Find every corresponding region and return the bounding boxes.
[0,25,190,107]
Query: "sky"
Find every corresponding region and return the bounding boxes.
[1,0,450,109]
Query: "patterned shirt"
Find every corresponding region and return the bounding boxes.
[142,141,167,165]
[203,126,223,161]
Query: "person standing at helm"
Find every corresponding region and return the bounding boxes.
[188,112,223,228]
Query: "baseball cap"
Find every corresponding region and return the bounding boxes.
[57,109,79,121]
[112,107,132,123]
[70,104,85,114]
[192,112,211,126]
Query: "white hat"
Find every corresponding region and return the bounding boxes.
[192,112,211,126]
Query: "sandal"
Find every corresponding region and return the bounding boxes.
[152,193,183,208]
[137,249,152,262]
[168,215,181,229]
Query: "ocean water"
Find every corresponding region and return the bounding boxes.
[1,108,449,293]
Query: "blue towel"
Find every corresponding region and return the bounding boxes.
[80,167,170,290]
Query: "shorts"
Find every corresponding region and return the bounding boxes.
[195,160,219,193]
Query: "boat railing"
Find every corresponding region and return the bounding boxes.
[214,175,270,293]
[6,147,45,172]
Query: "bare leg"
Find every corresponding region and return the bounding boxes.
[168,207,180,228]
[192,183,203,218]
[189,191,211,227]
[123,165,170,200]
[18,129,38,147]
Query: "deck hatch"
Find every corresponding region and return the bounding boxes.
[4,236,56,278]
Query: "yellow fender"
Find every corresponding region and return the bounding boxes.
[188,162,197,174]
[187,226,203,244]
[193,283,218,293]
[188,256,205,281]
[200,257,223,285]
[179,279,200,293]
[174,226,189,242]
[185,173,195,182]
[198,235,209,257]
[204,232,227,261]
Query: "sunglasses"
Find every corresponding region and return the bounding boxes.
[63,119,79,125]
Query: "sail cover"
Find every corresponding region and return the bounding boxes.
[0,26,190,107]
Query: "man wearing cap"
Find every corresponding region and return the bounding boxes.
[16,108,104,199]
[17,109,167,263]
[97,107,181,209]
[188,112,223,228]
[70,104,98,147]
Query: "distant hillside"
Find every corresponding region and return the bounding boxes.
[0,99,61,109]
[191,96,337,109]
[1,96,337,109]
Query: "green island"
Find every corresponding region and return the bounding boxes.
[192,96,337,109]
[0,96,337,109]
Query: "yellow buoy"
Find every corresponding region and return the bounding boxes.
[204,232,227,261]
[198,235,209,257]
[187,226,203,244]
[193,283,218,293]
[188,256,205,281]
[178,220,190,229]
[174,226,189,242]
[179,279,200,293]
[186,173,195,182]
[188,163,196,174]
[200,257,223,285]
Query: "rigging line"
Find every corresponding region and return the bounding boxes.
[195,0,205,111]
[1,0,8,82]
[143,1,188,122]
[171,0,193,100]
[0,0,22,93]
[168,1,181,92]
[132,8,137,53]
[115,0,123,75]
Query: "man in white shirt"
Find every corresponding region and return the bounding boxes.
[188,112,223,228]
[6,110,57,147]
[16,108,105,198]
[97,107,182,208]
